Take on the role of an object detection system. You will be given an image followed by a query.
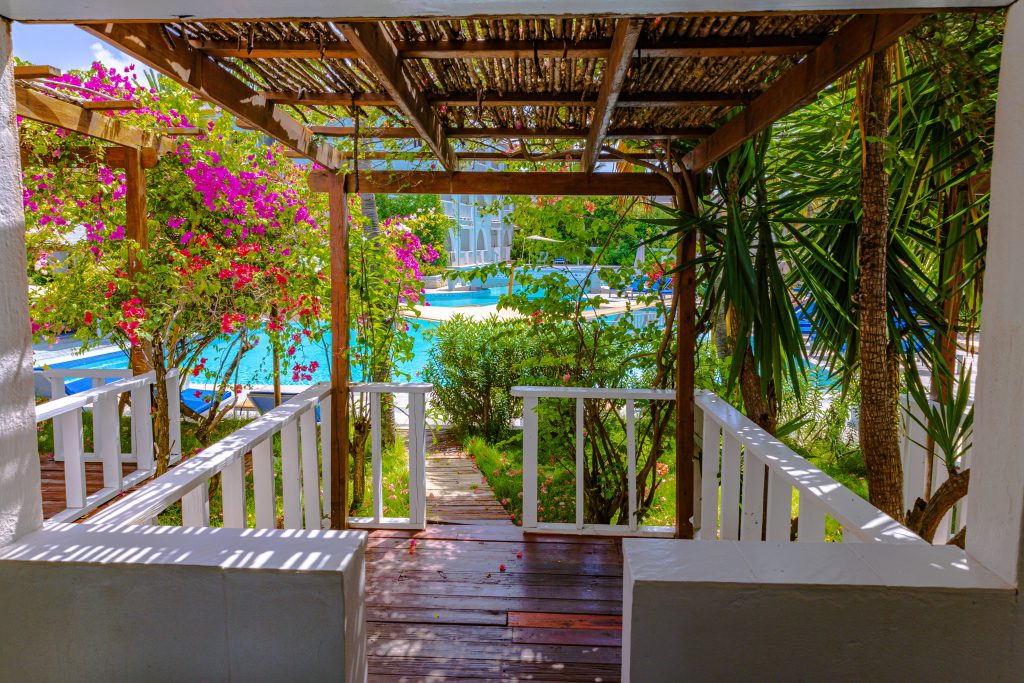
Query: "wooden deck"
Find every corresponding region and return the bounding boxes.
[366,525,623,682]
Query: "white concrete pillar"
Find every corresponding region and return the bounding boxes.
[0,20,42,545]
[967,3,1024,587]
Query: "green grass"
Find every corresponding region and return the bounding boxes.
[466,436,678,528]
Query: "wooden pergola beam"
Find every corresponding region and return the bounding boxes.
[16,85,160,149]
[307,170,674,196]
[79,100,141,111]
[189,34,827,61]
[338,22,457,170]
[684,12,925,172]
[79,22,344,170]
[20,144,160,168]
[584,18,643,172]
[308,125,710,140]
[284,149,663,163]
[265,90,750,109]
[14,65,61,80]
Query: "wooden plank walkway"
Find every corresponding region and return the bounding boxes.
[366,525,624,682]
[427,435,512,525]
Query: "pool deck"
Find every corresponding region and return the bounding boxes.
[414,296,644,322]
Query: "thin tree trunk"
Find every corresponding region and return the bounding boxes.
[739,346,778,435]
[858,51,905,521]
[151,341,172,475]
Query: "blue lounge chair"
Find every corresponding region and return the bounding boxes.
[249,389,320,421]
[182,389,234,417]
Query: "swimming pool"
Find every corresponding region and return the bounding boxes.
[47,320,440,386]
[424,286,545,307]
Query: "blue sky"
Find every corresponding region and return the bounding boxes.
[12,23,151,75]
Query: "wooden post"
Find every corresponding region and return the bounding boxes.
[124,146,151,374]
[328,174,350,530]
[675,175,697,539]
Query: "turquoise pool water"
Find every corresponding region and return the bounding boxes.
[425,286,542,307]
[50,320,440,385]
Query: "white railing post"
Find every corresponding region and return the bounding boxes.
[740,452,766,541]
[93,392,122,491]
[320,394,332,527]
[765,472,792,541]
[719,433,742,541]
[253,439,276,529]
[299,406,321,528]
[221,453,246,528]
[797,493,825,542]
[575,397,585,530]
[131,381,154,472]
[408,391,427,528]
[56,410,86,509]
[370,396,383,523]
[699,410,720,540]
[626,399,637,531]
[182,484,210,527]
[522,395,539,529]
[166,369,182,464]
[281,419,302,528]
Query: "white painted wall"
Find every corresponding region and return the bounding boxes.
[967,1,1024,588]
[622,539,1017,682]
[0,17,42,547]
[0,1,1006,22]
[0,523,368,681]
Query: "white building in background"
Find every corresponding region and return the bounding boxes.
[441,163,515,267]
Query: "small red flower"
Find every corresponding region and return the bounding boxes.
[516,551,523,559]
[499,564,506,572]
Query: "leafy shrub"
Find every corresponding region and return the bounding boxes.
[422,314,533,440]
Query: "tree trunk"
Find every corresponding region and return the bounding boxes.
[906,468,970,543]
[151,341,172,475]
[349,402,369,513]
[858,51,905,522]
[739,346,778,435]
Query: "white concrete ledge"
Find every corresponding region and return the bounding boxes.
[623,539,1017,682]
[0,523,368,681]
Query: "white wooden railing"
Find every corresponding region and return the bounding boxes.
[696,391,924,544]
[899,396,971,543]
[34,371,170,524]
[88,382,429,530]
[37,367,182,465]
[511,385,677,537]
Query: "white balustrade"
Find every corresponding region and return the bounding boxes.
[89,382,430,531]
[511,385,676,537]
[38,367,182,465]
[696,391,924,544]
[34,371,170,524]
[347,383,430,530]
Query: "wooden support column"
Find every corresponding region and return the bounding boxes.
[328,174,350,530]
[675,174,698,539]
[124,146,151,374]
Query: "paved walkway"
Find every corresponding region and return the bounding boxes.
[427,434,513,525]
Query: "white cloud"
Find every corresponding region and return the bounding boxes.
[88,42,151,79]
